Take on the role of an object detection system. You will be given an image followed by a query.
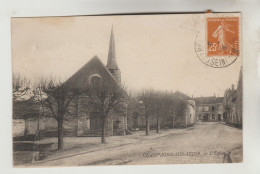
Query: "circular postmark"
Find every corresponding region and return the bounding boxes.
[194,17,240,68]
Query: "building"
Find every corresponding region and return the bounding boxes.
[236,67,243,127]
[194,96,224,121]
[223,85,236,124]
[223,67,243,127]
[13,99,40,137]
[13,98,82,138]
[172,91,196,128]
[13,27,129,137]
[131,91,196,129]
[62,27,127,136]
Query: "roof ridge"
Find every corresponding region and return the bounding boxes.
[95,55,122,88]
[63,55,122,89]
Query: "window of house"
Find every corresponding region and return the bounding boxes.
[212,106,215,111]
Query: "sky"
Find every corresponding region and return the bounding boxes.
[11,14,242,97]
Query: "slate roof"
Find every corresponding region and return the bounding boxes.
[194,96,224,104]
[172,91,192,100]
[63,55,121,90]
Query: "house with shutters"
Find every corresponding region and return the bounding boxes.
[194,96,224,122]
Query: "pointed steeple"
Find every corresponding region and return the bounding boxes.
[106,26,118,70]
[106,26,121,83]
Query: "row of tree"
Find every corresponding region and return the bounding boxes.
[13,74,188,150]
[13,74,127,150]
[138,90,187,135]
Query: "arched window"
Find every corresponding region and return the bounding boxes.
[89,75,101,95]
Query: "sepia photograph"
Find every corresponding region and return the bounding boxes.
[11,13,242,167]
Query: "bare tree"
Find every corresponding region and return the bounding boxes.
[86,82,127,143]
[163,95,185,128]
[33,78,82,150]
[12,73,31,101]
[171,97,187,127]
[151,92,165,133]
[139,89,157,135]
[139,90,189,133]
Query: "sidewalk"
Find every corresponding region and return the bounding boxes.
[218,121,242,129]
[14,122,243,166]
[31,128,188,166]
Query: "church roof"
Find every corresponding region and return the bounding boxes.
[106,26,119,70]
[63,55,121,90]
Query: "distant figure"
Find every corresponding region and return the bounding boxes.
[212,21,235,52]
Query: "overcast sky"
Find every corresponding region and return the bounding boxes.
[12,14,242,97]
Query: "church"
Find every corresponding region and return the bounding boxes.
[13,27,129,138]
[64,27,128,136]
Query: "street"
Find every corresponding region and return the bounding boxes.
[31,122,242,166]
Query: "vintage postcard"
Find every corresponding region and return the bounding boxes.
[12,13,242,167]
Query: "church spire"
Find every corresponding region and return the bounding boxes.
[106,25,118,70]
[106,26,121,83]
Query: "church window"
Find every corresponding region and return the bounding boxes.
[89,75,101,95]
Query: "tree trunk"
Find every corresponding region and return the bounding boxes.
[57,118,64,150]
[101,118,106,143]
[156,115,160,133]
[36,116,40,140]
[171,116,174,128]
[24,119,29,135]
[145,116,149,135]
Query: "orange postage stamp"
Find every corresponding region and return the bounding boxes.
[207,17,239,57]
[195,14,240,68]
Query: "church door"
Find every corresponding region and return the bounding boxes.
[90,112,102,132]
[218,114,221,121]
